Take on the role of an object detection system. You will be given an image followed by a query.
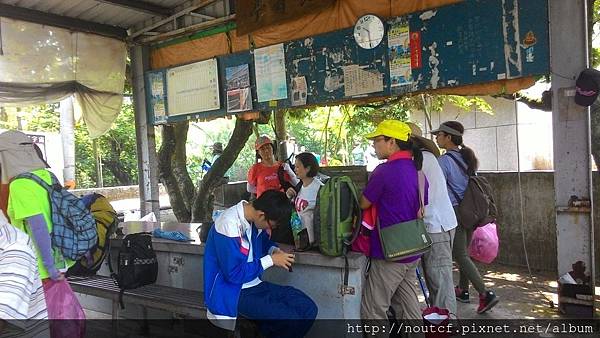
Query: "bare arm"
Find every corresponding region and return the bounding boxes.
[360,194,372,210]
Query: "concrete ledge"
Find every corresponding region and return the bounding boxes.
[72,184,167,201]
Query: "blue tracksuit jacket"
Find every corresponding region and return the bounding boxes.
[203,201,277,330]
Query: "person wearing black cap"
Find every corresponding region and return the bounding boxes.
[575,68,600,107]
[431,121,499,314]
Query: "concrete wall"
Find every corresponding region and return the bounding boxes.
[481,171,599,278]
[73,184,166,201]
[410,97,554,171]
[212,171,599,278]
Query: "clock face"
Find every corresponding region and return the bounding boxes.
[353,14,385,49]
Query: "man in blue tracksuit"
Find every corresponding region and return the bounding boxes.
[204,190,317,337]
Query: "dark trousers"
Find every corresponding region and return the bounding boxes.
[238,281,318,338]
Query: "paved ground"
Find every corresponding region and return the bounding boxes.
[453,263,561,319]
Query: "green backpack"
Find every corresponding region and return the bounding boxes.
[315,176,361,256]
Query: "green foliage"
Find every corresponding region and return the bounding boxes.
[283,95,490,166]
[22,104,61,132]
[590,0,600,67]
[75,102,138,188]
[185,119,270,182]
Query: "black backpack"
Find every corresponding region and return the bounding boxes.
[109,232,158,308]
[446,152,497,230]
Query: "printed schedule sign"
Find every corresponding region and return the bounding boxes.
[167,59,220,116]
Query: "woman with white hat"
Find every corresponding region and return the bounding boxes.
[432,121,499,314]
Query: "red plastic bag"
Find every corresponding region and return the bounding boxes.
[43,279,86,338]
[468,222,499,264]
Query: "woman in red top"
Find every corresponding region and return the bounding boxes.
[247,135,298,198]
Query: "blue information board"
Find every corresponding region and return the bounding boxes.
[146,0,550,125]
[390,0,549,95]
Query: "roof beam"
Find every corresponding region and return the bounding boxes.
[130,0,217,40]
[0,4,127,40]
[94,0,173,17]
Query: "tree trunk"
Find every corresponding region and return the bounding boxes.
[191,118,254,223]
[172,122,195,212]
[103,159,132,185]
[274,109,287,161]
[158,122,191,222]
[104,138,132,185]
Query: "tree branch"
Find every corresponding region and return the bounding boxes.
[191,118,254,223]
[158,124,191,222]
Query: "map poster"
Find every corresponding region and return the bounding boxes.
[388,20,412,87]
[254,43,288,102]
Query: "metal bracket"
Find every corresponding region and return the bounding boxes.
[172,256,184,266]
[340,285,355,295]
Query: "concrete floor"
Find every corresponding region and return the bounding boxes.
[452,263,561,319]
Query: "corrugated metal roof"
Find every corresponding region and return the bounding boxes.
[0,0,232,43]
[0,0,190,29]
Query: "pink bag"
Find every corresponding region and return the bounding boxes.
[351,205,376,256]
[351,226,371,255]
[468,222,499,264]
[43,279,86,338]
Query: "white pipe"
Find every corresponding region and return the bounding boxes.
[59,96,76,189]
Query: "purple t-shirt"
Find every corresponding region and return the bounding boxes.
[363,157,427,262]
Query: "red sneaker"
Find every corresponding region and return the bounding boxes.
[477,291,499,314]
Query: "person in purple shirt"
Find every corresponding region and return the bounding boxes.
[359,120,426,336]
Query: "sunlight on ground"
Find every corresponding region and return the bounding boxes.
[484,271,524,282]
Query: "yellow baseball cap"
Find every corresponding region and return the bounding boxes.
[364,120,411,142]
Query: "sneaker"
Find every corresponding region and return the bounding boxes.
[477,291,500,314]
[455,286,470,303]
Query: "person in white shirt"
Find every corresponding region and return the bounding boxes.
[0,212,48,338]
[408,122,458,313]
[285,152,323,250]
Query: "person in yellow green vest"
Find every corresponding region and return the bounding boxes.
[0,130,73,281]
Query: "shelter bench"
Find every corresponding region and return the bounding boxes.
[68,275,256,337]
[68,275,207,320]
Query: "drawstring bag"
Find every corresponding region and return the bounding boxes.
[43,279,86,338]
[422,306,451,338]
[468,222,499,264]
[416,267,452,338]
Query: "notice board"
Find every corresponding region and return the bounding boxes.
[167,59,220,116]
[390,0,550,95]
[146,0,549,124]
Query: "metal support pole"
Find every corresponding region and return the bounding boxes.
[550,0,595,316]
[60,96,76,188]
[131,44,160,219]
[93,139,104,188]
